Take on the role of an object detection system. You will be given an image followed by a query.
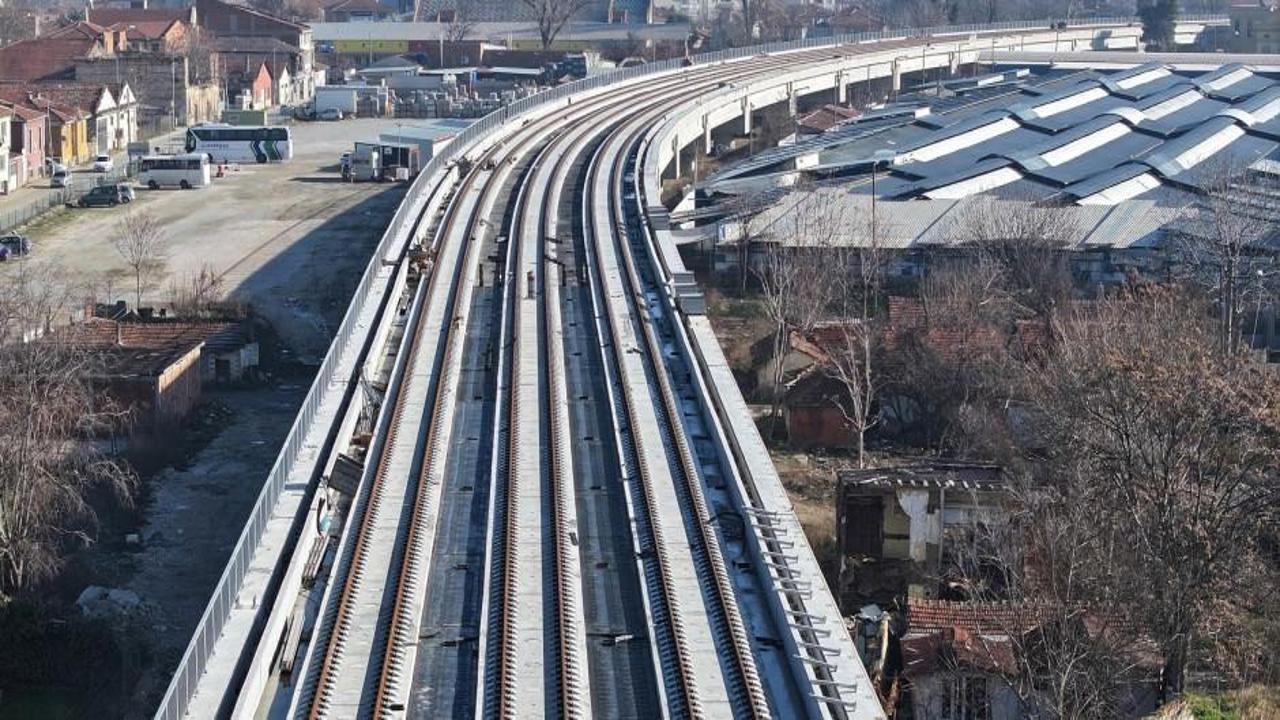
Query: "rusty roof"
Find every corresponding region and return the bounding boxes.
[838,462,1006,490]
[0,37,98,82]
[43,21,110,40]
[110,20,183,41]
[25,82,110,115]
[67,318,251,356]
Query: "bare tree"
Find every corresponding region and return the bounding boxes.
[1171,159,1280,359]
[113,211,168,311]
[720,190,773,295]
[820,208,885,467]
[521,0,594,49]
[0,3,38,48]
[1023,289,1280,699]
[168,262,227,319]
[180,26,220,86]
[949,196,1076,320]
[0,262,135,596]
[754,189,842,424]
[944,479,1153,720]
[442,3,476,41]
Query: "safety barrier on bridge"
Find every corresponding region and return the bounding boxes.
[152,13,1225,719]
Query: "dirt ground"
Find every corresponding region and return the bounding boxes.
[0,118,413,360]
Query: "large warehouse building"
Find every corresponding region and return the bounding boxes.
[704,62,1280,283]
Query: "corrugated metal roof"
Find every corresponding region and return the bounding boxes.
[1082,200,1181,247]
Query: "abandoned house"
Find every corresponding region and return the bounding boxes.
[836,462,1008,607]
[75,315,259,384]
[882,597,1161,720]
[67,317,259,430]
[751,322,863,449]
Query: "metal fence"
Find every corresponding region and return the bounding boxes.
[0,165,136,235]
[151,13,1227,720]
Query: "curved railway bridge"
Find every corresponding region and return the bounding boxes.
[154,15,1219,720]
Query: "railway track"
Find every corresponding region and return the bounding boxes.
[279,32,992,720]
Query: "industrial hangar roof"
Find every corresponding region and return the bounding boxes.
[710,63,1280,207]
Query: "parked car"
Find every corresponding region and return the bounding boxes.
[75,184,130,207]
[0,233,30,259]
[51,167,71,188]
[318,107,343,121]
[92,154,114,172]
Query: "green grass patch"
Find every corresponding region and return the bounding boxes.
[1186,693,1241,720]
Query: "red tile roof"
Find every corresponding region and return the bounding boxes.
[109,20,182,41]
[25,82,109,115]
[0,37,98,82]
[2,102,45,122]
[87,8,191,27]
[43,20,110,40]
[0,87,84,122]
[68,318,250,356]
[906,597,1026,636]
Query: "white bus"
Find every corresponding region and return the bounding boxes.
[185,124,293,164]
[138,154,211,189]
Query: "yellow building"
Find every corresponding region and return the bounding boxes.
[46,104,90,166]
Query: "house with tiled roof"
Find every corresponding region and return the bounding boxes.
[0,36,111,83]
[23,82,135,154]
[70,316,259,385]
[0,101,47,187]
[6,91,92,165]
[197,0,316,101]
[0,108,12,193]
[895,597,1161,720]
[107,19,189,53]
[85,6,197,31]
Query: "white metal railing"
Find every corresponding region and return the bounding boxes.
[151,13,1224,720]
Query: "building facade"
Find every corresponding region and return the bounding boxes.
[74,54,218,128]
[198,0,315,102]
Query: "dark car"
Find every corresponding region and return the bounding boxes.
[0,233,31,260]
[75,185,130,208]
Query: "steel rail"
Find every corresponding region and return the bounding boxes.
[302,134,517,718]
[602,124,771,719]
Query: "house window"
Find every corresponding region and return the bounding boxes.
[942,675,991,720]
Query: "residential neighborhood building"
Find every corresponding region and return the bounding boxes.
[0,109,13,193]
[836,462,1009,605]
[198,0,315,102]
[28,82,138,154]
[85,6,197,53]
[28,96,90,165]
[73,53,219,128]
[226,60,274,109]
[3,102,47,186]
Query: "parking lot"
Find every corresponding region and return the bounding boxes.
[1,117,418,358]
